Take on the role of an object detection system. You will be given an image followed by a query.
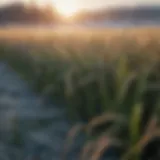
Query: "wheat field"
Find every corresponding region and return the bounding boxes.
[0,27,159,160]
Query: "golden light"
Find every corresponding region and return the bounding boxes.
[53,0,79,17]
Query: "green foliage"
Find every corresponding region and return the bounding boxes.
[0,30,159,160]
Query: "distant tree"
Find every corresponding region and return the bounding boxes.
[0,2,60,25]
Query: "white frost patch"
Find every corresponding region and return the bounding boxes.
[0,62,74,160]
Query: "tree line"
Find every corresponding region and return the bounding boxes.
[0,2,60,25]
[0,3,160,25]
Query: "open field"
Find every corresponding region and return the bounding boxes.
[0,27,160,160]
[0,26,160,43]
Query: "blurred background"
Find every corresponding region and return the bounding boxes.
[0,0,159,160]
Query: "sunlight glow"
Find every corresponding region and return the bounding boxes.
[52,0,79,17]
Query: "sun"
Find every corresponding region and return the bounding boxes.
[53,0,79,17]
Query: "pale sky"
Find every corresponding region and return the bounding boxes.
[1,0,160,12]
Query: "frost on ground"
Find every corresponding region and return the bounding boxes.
[0,62,120,160]
[0,62,83,160]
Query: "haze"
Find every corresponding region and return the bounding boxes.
[1,0,160,10]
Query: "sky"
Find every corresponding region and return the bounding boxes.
[1,0,160,11]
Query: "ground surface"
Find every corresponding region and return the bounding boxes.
[0,62,81,160]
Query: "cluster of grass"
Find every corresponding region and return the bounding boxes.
[0,28,159,160]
